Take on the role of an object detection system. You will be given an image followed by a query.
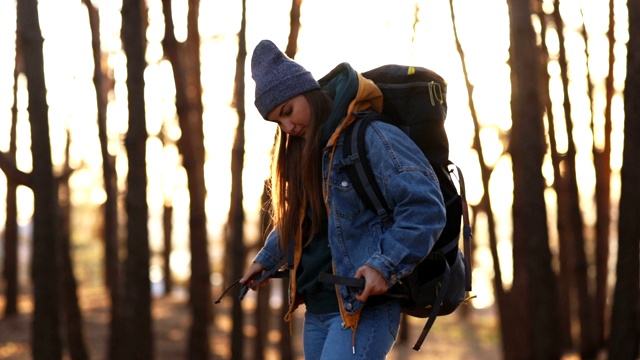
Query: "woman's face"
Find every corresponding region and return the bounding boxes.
[267,94,311,138]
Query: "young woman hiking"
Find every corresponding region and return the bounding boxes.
[240,39,446,359]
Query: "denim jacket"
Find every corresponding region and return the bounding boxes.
[253,63,446,330]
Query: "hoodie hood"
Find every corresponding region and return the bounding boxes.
[318,63,383,146]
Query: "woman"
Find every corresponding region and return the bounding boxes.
[241,39,446,359]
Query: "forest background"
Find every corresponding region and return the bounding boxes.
[0,0,638,359]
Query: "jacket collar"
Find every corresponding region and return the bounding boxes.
[318,63,383,147]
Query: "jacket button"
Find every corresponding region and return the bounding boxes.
[345,302,352,310]
[341,180,348,187]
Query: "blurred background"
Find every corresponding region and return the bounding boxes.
[0,0,637,359]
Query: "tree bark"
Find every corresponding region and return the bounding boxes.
[507,0,561,359]
[254,182,273,359]
[163,204,173,295]
[16,0,63,358]
[608,1,640,358]
[229,0,248,358]
[121,0,153,358]
[161,0,211,357]
[550,3,598,357]
[80,0,120,296]
[592,0,615,349]
[58,145,89,360]
[2,34,21,318]
[285,0,302,59]
[537,6,573,350]
[80,1,124,356]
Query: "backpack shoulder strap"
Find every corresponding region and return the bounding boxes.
[342,112,392,227]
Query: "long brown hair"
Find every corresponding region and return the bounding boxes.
[268,89,333,251]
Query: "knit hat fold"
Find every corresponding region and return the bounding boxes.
[251,40,320,119]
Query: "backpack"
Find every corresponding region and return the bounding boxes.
[326,64,473,351]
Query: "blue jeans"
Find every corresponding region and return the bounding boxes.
[303,300,401,360]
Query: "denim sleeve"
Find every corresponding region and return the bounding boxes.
[362,122,447,285]
[252,227,285,270]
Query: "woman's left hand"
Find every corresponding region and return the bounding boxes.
[354,265,390,302]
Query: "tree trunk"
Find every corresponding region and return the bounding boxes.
[285,0,302,59]
[507,0,561,359]
[184,2,212,358]
[550,3,598,357]
[161,0,211,357]
[58,148,89,360]
[593,0,615,349]
[81,0,120,296]
[536,6,574,350]
[2,36,21,318]
[81,1,124,355]
[254,182,273,359]
[163,204,173,295]
[16,0,63,358]
[608,1,640,358]
[448,0,502,328]
[229,1,248,358]
[121,0,153,358]
[451,0,519,354]
[81,0,119,294]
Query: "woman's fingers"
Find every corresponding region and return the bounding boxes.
[354,265,389,302]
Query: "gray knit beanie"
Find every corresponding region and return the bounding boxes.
[251,40,320,119]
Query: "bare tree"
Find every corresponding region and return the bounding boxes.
[81,0,124,356]
[228,0,248,358]
[121,0,153,358]
[507,0,561,359]
[14,0,64,358]
[58,138,89,360]
[2,32,21,318]
[536,5,573,350]
[608,1,640,358]
[549,3,598,357]
[592,0,615,349]
[81,0,120,296]
[161,0,211,357]
[285,0,302,58]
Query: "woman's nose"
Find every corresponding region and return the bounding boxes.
[280,122,294,135]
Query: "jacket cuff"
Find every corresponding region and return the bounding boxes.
[366,254,403,286]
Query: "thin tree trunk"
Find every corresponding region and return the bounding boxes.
[551,3,598,357]
[592,0,615,349]
[161,0,211,357]
[285,0,302,59]
[121,0,153,358]
[2,35,21,318]
[81,1,124,355]
[16,0,63,358]
[83,0,123,355]
[508,0,561,359]
[608,1,640,358]
[163,204,173,295]
[537,7,573,350]
[229,1,248,358]
[185,1,212,358]
[58,140,89,360]
[254,182,273,359]
[80,0,120,295]
[449,0,508,355]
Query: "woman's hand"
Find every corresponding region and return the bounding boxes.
[354,265,390,302]
[239,262,268,290]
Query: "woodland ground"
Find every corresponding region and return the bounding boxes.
[0,285,501,360]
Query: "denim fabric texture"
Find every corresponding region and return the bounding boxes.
[254,119,446,312]
[303,300,402,359]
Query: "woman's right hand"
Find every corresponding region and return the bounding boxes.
[239,262,268,290]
